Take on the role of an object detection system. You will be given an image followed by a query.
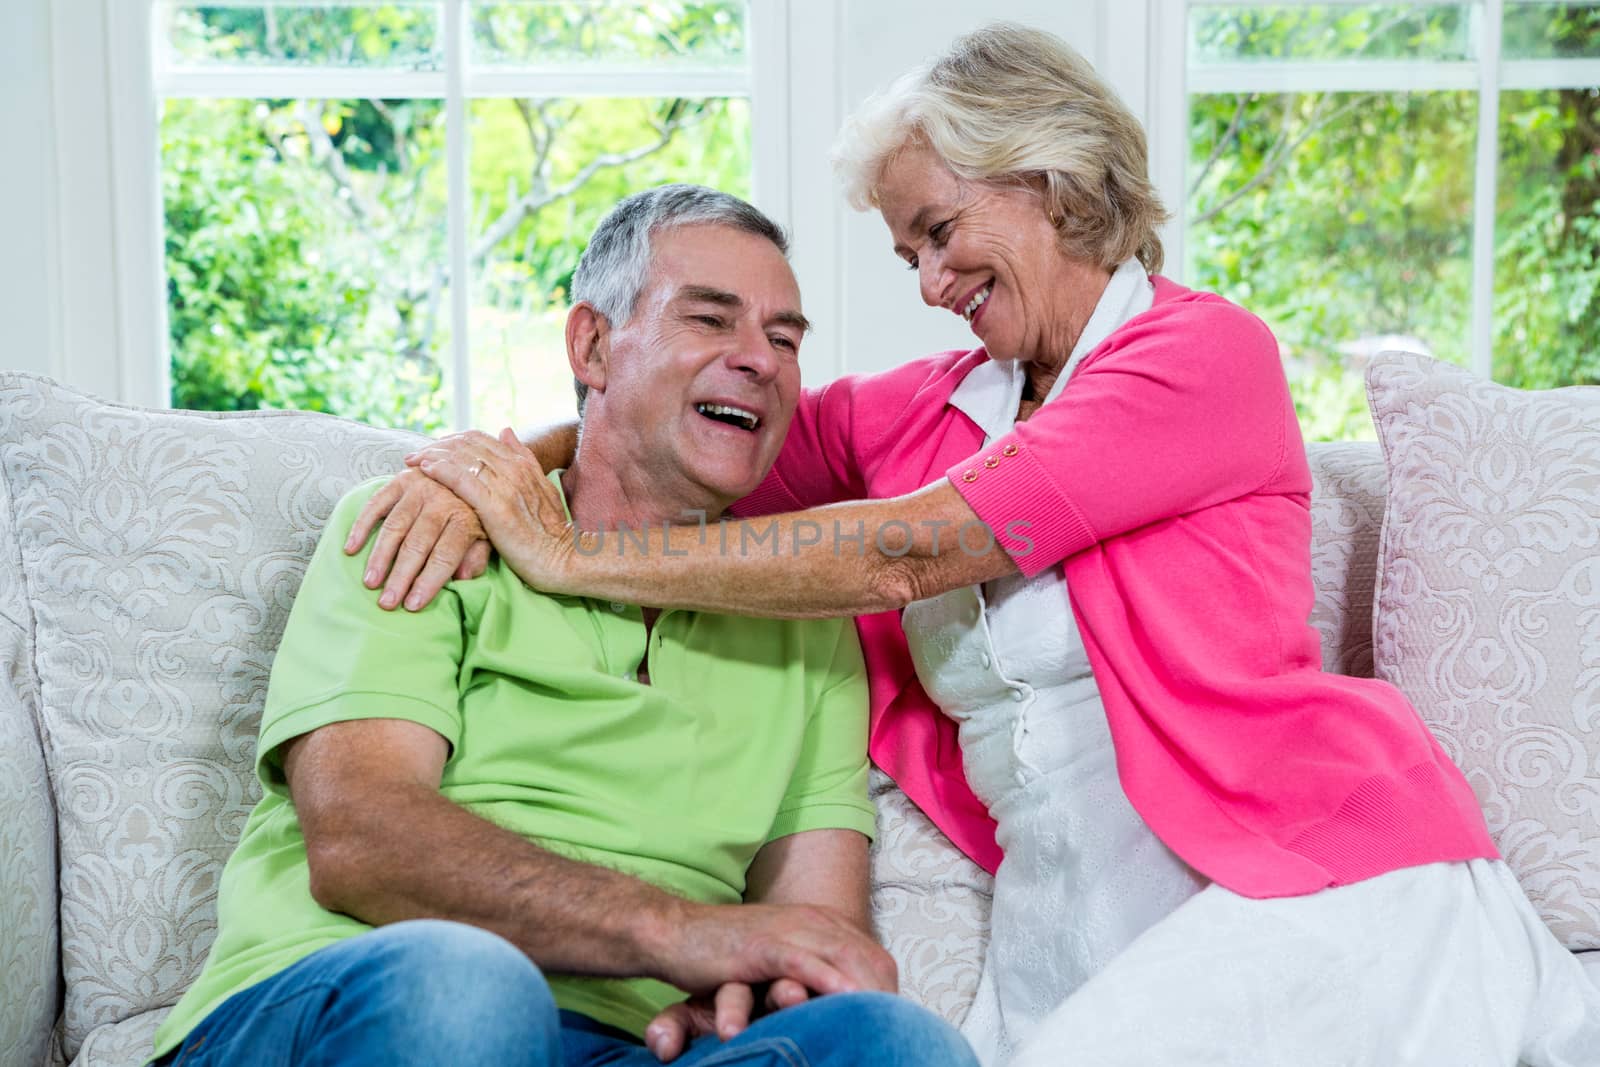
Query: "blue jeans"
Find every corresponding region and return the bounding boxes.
[155,920,978,1067]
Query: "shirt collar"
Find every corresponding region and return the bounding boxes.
[948,258,1154,439]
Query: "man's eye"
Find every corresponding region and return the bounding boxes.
[693,315,726,328]
[770,335,797,351]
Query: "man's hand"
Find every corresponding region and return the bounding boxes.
[648,897,896,1007]
[644,979,811,1062]
[343,464,492,611]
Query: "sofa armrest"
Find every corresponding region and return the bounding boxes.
[0,490,60,1066]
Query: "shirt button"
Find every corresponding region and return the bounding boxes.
[610,601,626,613]
[622,669,636,681]
[1015,770,1028,787]
[1010,687,1025,703]
[980,652,992,670]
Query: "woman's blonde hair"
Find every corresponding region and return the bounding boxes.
[832,22,1167,273]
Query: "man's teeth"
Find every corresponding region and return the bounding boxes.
[963,283,993,321]
[695,403,761,431]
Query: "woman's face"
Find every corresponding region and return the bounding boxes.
[876,141,1082,366]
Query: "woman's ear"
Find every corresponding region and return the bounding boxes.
[566,302,609,395]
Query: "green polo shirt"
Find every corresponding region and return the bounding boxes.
[151,477,874,1060]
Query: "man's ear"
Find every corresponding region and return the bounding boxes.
[566,302,609,395]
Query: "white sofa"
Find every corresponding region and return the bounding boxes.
[1,368,1595,1066]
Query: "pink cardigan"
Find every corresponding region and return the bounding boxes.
[736,276,1497,897]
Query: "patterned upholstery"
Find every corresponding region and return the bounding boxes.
[1368,352,1600,950]
[0,370,1581,1066]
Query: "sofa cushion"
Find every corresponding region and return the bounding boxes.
[1306,442,1387,679]
[0,373,423,1061]
[1366,351,1600,950]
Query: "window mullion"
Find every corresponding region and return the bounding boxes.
[445,0,472,430]
[1470,0,1503,381]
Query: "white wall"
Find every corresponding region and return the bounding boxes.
[1,0,59,377]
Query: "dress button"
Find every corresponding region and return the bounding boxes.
[1002,443,1018,457]
[980,652,992,670]
[961,470,979,483]
[610,601,626,613]
[984,456,999,468]
[1010,687,1025,703]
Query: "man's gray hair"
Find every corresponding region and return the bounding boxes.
[571,184,790,415]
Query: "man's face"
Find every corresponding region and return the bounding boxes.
[589,223,806,509]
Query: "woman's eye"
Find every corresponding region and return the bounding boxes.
[904,256,919,271]
[929,220,951,244]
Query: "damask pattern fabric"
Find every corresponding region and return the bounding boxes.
[0,374,425,1063]
[1367,351,1600,950]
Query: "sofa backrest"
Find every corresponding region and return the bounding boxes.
[0,373,423,1061]
[0,372,1390,1059]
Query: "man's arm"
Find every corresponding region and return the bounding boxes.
[282,716,893,998]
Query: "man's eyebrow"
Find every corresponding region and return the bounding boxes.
[676,284,811,334]
[675,284,742,308]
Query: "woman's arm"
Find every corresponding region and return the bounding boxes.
[409,429,1018,619]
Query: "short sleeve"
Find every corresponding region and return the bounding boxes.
[766,620,876,842]
[255,478,467,794]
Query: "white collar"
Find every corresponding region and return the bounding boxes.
[948,258,1154,441]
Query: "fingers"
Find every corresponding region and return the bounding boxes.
[455,539,492,581]
[346,476,405,556]
[363,477,427,591]
[765,977,810,1013]
[714,982,754,1041]
[378,503,451,610]
[645,999,713,1063]
[403,520,481,611]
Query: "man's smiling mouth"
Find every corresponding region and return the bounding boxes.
[695,403,761,431]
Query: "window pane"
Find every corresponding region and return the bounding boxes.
[1502,2,1600,59]
[1189,4,1472,64]
[1188,90,1477,441]
[470,1,745,68]
[162,3,442,69]
[162,97,450,431]
[467,96,751,430]
[1494,87,1600,387]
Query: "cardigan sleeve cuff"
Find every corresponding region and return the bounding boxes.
[947,435,1098,577]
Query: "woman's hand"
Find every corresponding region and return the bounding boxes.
[405,428,577,599]
[345,465,493,611]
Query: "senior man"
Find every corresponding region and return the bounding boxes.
[148,185,976,1067]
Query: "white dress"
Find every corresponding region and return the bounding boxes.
[901,260,1600,1065]
[904,260,1205,1063]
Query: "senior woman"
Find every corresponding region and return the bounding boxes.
[347,23,1598,1066]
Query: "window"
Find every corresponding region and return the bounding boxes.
[155,0,757,434]
[1180,0,1600,440]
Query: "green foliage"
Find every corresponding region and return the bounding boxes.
[1189,6,1600,441]
[162,3,750,432]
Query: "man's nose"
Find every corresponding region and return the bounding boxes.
[728,320,780,380]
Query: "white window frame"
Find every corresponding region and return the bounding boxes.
[1151,0,1600,380]
[101,0,791,426]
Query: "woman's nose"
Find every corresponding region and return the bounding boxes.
[919,256,952,309]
